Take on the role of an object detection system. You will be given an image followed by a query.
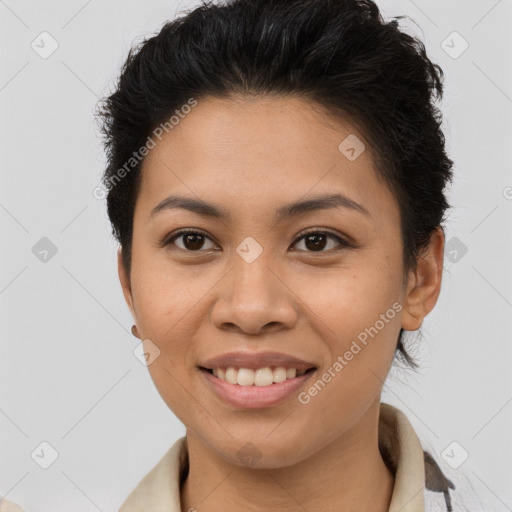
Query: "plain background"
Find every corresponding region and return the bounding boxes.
[1,0,511,510]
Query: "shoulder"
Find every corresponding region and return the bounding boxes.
[117,436,188,512]
[0,499,26,512]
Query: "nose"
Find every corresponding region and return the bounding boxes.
[210,250,299,336]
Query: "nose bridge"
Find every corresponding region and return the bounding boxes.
[211,236,298,333]
[231,237,283,306]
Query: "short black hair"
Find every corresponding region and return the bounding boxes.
[97,0,454,368]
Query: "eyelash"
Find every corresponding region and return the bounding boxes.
[160,227,352,254]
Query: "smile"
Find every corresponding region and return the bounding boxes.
[199,366,317,409]
[203,366,315,386]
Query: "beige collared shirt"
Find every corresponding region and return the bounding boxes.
[116,403,451,512]
[0,403,456,512]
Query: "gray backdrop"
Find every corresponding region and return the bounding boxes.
[1,0,511,510]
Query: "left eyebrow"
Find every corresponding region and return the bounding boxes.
[275,193,371,221]
[149,192,371,221]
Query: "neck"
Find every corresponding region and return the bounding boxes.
[181,400,394,512]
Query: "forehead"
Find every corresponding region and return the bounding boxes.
[136,95,398,226]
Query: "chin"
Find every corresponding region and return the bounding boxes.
[206,430,312,469]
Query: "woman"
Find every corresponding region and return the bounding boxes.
[0,0,463,511]
[102,0,460,510]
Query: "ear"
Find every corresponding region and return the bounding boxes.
[117,248,136,318]
[401,226,445,331]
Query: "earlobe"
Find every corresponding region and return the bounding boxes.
[401,227,445,332]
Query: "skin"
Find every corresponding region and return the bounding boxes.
[118,95,444,512]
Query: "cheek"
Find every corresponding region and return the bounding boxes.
[290,259,402,339]
[131,248,212,340]
[290,260,402,393]
[130,260,226,412]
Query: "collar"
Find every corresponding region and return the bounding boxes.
[118,403,431,512]
[379,403,426,512]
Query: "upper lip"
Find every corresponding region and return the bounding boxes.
[200,351,317,371]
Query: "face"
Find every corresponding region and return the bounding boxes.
[119,95,442,468]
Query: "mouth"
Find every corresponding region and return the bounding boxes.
[199,366,317,386]
[199,365,318,409]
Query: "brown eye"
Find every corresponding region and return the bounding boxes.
[292,230,350,253]
[165,230,217,251]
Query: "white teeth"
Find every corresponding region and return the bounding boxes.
[212,365,311,386]
[254,367,274,386]
[225,367,238,385]
[286,368,297,379]
[273,367,287,383]
[237,368,254,386]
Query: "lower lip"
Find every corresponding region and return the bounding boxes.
[200,368,316,409]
